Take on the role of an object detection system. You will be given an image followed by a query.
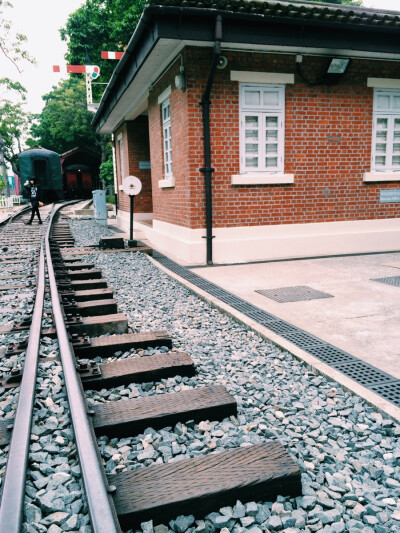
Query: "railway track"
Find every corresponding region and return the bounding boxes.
[0,204,301,532]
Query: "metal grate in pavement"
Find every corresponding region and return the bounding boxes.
[305,344,357,366]
[280,331,326,350]
[371,276,400,287]
[256,285,334,303]
[329,361,397,388]
[370,382,400,405]
[153,253,400,407]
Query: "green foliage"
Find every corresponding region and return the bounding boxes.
[99,157,114,188]
[0,98,30,167]
[106,194,115,204]
[60,0,147,100]
[28,77,101,155]
[0,1,35,180]
[30,0,147,172]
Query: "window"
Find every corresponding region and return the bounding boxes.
[162,99,173,178]
[240,84,285,173]
[372,90,400,172]
[117,133,125,179]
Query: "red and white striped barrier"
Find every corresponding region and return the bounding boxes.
[52,65,100,79]
[101,51,124,60]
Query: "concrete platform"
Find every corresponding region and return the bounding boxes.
[190,252,400,381]
[149,250,400,420]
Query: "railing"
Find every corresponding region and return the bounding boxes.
[0,195,22,208]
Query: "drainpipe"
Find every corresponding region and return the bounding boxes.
[200,15,223,265]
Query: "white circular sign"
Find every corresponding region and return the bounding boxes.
[121,176,142,196]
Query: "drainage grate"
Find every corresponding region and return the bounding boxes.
[259,320,301,336]
[256,286,334,303]
[371,276,400,288]
[108,225,125,234]
[370,382,400,404]
[153,253,400,408]
[329,361,396,388]
[305,344,357,366]
[281,331,325,350]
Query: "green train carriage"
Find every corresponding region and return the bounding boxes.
[19,148,64,203]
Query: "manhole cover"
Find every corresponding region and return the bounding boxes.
[371,276,400,288]
[256,286,333,303]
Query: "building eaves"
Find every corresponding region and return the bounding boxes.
[148,0,400,27]
[92,0,400,133]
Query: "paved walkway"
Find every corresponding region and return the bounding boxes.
[191,253,400,381]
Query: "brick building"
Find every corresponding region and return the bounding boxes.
[93,0,400,265]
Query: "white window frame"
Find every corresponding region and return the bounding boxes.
[371,89,400,173]
[162,98,173,179]
[239,83,285,175]
[117,133,125,180]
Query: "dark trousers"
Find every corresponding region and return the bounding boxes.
[29,204,42,223]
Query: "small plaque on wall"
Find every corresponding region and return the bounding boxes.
[380,189,400,203]
[139,161,151,170]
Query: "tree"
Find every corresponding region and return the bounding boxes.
[99,153,114,190]
[49,0,147,188]
[60,0,146,101]
[28,76,101,155]
[0,1,34,196]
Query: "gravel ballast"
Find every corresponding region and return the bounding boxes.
[68,220,400,532]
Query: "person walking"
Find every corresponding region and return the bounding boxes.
[24,177,42,224]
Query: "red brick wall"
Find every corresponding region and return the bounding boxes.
[148,59,192,226]
[146,47,400,229]
[116,117,152,214]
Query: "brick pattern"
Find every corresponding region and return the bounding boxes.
[115,118,152,214]
[132,48,400,228]
[148,59,191,226]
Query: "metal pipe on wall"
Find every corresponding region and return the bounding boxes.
[200,15,223,265]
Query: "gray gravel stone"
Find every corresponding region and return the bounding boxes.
[63,222,400,533]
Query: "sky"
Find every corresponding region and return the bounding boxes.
[1,0,400,116]
[0,0,86,114]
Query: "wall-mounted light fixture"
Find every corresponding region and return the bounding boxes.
[327,58,350,75]
[175,72,186,91]
[175,56,186,91]
[296,56,351,86]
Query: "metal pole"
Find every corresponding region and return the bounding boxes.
[130,195,133,241]
[128,194,136,247]
[199,15,223,265]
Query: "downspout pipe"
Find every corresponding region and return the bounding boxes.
[200,14,223,265]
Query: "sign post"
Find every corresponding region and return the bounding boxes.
[120,176,142,247]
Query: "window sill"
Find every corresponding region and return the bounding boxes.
[158,177,175,188]
[231,173,294,185]
[364,172,400,182]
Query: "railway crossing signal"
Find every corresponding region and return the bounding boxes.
[52,52,123,112]
[101,51,124,60]
[52,64,101,111]
[52,64,100,79]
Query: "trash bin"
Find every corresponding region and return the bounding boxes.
[92,190,107,226]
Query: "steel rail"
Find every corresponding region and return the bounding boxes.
[0,239,45,531]
[45,205,120,533]
[0,205,31,228]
